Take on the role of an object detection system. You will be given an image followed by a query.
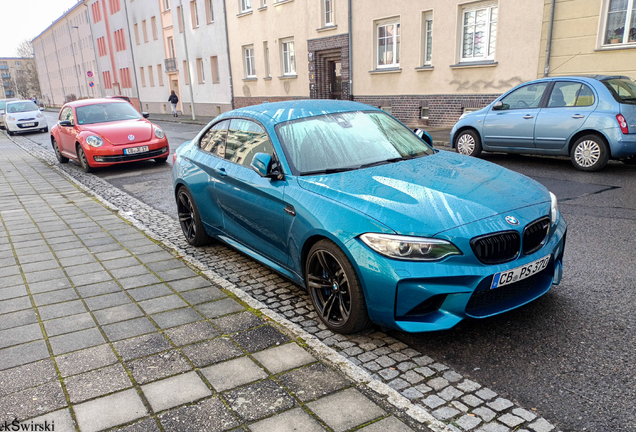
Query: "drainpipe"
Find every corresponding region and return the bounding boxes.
[178,0,196,120]
[222,0,234,110]
[122,0,143,111]
[543,0,556,77]
[348,0,353,100]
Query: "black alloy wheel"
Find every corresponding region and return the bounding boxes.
[306,240,371,334]
[176,187,212,246]
[52,138,68,163]
[77,146,94,173]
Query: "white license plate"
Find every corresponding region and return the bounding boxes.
[491,254,551,289]
[124,146,149,155]
[21,123,36,127]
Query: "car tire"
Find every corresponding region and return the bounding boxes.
[305,239,372,334]
[42,127,49,133]
[570,134,609,172]
[52,138,68,163]
[154,157,168,163]
[7,129,14,136]
[77,145,94,173]
[176,187,213,247]
[455,129,482,157]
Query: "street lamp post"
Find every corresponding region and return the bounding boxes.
[66,20,82,98]
[72,26,92,98]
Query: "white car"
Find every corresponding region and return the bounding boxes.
[4,100,48,135]
[0,98,19,129]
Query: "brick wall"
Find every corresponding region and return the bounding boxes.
[354,94,500,127]
[234,96,306,109]
[308,34,350,100]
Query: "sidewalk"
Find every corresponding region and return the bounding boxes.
[0,134,432,431]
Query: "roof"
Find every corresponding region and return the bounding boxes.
[219,100,382,124]
[544,74,633,82]
[31,1,86,42]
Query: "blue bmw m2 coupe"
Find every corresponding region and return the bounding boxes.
[173,100,567,334]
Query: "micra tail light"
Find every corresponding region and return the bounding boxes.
[617,114,629,134]
[172,152,178,164]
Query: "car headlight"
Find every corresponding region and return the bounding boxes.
[154,126,165,139]
[36,112,44,118]
[86,135,103,147]
[360,233,462,261]
[550,192,559,224]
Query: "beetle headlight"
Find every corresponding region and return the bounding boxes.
[86,135,103,147]
[550,192,558,224]
[154,126,165,139]
[360,233,462,261]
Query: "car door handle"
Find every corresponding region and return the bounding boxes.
[523,115,534,119]
[215,168,227,177]
[572,114,585,119]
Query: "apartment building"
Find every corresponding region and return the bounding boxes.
[0,57,37,99]
[87,0,140,109]
[226,0,350,107]
[539,0,636,79]
[32,1,100,107]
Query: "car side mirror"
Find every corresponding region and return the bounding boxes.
[414,128,434,147]
[492,101,504,110]
[251,153,282,179]
[142,112,149,119]
[39,107,44,111]
[58,120,73,127]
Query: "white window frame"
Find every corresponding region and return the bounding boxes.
[263,41,270,77]
[164,0,170,11]
[376,18,400,69]
[422,11,433,66]
[601,0,636,46]
[197,58,205,83]
[244,45,256,78]
[240,0,252,13]
[460,2,497,62]
[281,38,296,76]
[206,0,214,22]
[324,0,334,26]
[192,0,200,28]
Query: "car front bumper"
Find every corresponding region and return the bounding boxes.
[6,119,47,132]
[346,210,567,333]
[86,139,170,167]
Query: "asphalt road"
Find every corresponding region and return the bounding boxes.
[18,111,636,431]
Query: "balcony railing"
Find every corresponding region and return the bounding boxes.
[0,66,8,70]
[165,57,178,72]
[2,74,10,79]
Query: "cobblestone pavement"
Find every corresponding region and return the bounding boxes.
[3,131,561,432]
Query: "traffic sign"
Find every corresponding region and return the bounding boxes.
[89,81,94,87]
[87,71,93,78]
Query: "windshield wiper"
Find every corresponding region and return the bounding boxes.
[359,157,407,169]
[300,166,359,176]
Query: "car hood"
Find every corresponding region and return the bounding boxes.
[79,119,153,145]
[297,151,549,236]
[6,110,40,121]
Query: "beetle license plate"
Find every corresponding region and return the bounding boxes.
[124,146,149,155]
[21,122,36,127]
[491,254,551,289]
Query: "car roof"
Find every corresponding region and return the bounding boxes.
[64,98,129,108]
[6,99,36,105]
[217,100,383,125]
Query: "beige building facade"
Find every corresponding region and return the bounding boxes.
[539,0,636,79]
[1,57,37,99]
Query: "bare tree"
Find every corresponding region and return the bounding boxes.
[13,39,41,100]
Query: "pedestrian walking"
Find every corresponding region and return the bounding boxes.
[168,91,179,117]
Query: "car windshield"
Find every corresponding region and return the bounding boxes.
[76,102,142,125]
[276,111,435,175]
[602,79,636,105]
[7,101,38,113]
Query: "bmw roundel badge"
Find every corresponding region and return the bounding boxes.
[128,134,135,141]
[505,216,519,225]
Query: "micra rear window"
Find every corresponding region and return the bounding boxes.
[602,79,636,105]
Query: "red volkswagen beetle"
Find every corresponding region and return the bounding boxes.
[50,99,169,172]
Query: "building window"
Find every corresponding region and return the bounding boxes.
[244,46,256,78]
[422,12,433,65]
[240,0,252,13]
[91,2,102,23]
[281,39,295,75]
[603,0,636,44]
[177,6,183,32]
[140,67,146,87]
[196,58,205,83]
[206,0,214,23]
[420,107,429,120]
[262,0,266,7]
[102,70,113,89]
[97,37,108,56]
[263,41,270,77]
[151,17,158,40]
[142,20,148,42]
[210,56,220,82]
[461,3,497,62]
[114,29,126,51]
[191,1,200,28]
[168,37,176,58]
[120,68,132,88]
[376,19,400,68]
[109,0,121,14]
[147,65,154,86]
[164,0,170,11]
[324,0,334,26]
[157,64,164,85]
[183,61,190,84]
[134,23,140,44]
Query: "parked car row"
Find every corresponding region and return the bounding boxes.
[0,99,48,135]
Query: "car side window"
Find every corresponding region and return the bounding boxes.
[199,120,229,157]
[226,119,276,168]
[499,83,548,110]
[547,82,595,108]
[59,107,74,124]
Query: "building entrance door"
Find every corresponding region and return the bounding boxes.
[329,61,342,100]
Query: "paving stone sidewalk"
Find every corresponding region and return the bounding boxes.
[4,131,561,432]
[0,135,424,431]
